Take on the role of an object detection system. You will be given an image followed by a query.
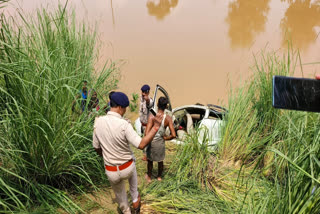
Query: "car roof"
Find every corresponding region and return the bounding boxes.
[173,104,208,112]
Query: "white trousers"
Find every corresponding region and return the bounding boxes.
[105,161,139,214]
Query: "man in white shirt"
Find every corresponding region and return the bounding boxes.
[93,92,162,214]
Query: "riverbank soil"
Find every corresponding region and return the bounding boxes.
[70,142,178,213]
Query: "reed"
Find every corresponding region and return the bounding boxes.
[143,49,320,213]
[0,4,118,213]
[230,50,320,213]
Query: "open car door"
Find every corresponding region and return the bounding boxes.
[152,84,172,116]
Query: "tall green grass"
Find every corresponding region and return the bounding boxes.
[222,50,320,213]
[0,5,118,213]
[144,49,320,213]
[142,129,234,213]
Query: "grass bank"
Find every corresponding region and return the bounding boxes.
[142,50,320,213]
[1,3,319,213]
[0,4,119,213]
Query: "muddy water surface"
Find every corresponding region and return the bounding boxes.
[5,0,320,107]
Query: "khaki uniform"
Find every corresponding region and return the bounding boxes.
[139,96,153,157]
[93,111,141,213]
[139,96,153,133]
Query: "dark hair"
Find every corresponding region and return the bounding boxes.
[109,91,115,100]
[106,91,121,110]
[83,80,88,83]
[110,99,118,107]
[82,86,87,93]
[157,96,168,110]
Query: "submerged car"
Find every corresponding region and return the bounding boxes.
[135,85,227,147]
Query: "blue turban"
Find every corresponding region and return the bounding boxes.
[111,92,129,107]
[141,84,150,92]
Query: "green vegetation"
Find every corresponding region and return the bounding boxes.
[142,50,320,213]
[1,2,319,214]
[0,5,118,213]
[129,92,139,112]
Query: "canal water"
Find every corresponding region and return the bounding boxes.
[4,0,320,107]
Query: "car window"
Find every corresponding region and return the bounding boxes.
[190,113,204,127]
[173,107,206,129]
[173,110,187,127]
[208,110,224,119]
[173,109,186,119]
[187,108,206,115]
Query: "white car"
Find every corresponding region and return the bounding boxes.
[135,85,227,147]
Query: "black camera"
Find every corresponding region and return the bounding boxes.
[272,75,320,112]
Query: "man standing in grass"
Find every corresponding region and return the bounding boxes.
[93,92,162,214]
[72,80,88,113]
[139,84,154,161]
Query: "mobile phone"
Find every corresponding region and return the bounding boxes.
[272,75,320,112]
[150,108,157,116]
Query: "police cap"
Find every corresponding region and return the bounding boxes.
[141,84,150,92]
[111,92,129,107]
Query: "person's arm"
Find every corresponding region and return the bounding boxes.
[163,116,176,141]
[138,126,159,149]
[316,74,320,80]
[126,113,163,150]
[139,96,144,120]
[93,119,103,156]
[95,148,103,156]
[145,114,154,135]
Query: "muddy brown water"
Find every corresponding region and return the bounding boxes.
[4,0,320,107]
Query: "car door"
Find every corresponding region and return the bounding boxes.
[198,107,226,147]
[152,84,172,115]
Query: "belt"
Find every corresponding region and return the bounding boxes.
[105,159,133,172]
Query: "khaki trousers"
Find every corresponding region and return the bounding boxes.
[105,161,139,214]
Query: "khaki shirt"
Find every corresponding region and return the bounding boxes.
[139,96,153,125]
[93,111,141,166]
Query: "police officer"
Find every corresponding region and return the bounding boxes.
[139,84,153,161]
[93,92,162,214]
